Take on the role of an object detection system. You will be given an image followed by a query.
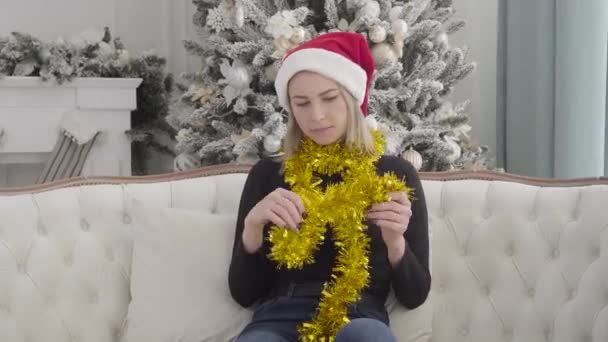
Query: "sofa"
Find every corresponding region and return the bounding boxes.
[0,163,607,342]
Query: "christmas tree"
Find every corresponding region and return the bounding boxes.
[167,0,490,172]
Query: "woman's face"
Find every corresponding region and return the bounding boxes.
[288,71,349,145]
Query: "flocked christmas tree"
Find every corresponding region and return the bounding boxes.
[167,0,491,172]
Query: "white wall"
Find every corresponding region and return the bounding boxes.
[449,0,500,165]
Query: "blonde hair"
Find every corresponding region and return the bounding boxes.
[280,85,376,165]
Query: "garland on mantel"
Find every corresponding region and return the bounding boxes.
[0,27,175,175]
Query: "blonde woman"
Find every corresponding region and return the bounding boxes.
[229,32,430,342]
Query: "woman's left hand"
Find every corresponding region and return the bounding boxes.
[366,191,412,248]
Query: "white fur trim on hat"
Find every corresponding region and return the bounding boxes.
[274,48,367,111]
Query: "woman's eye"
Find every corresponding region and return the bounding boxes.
[295,102,309,107]
[323,96,338,102]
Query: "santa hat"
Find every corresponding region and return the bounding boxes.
[274,31,375,116]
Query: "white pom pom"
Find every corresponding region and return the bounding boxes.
[389,6,404,22]
[369,25,387,43]
[173,152,201,172]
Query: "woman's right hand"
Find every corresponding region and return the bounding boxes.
[242,188,306,253]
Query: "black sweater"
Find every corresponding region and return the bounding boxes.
[228,155,431,310]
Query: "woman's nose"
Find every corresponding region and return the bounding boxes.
[310,101,326,121]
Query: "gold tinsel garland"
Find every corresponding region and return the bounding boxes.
[268,130,412,341]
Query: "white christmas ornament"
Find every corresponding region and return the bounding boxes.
[389,6,404,21]
[436,33,449,48]
[371,43,399,67]
[361,1,380,19]
[369,25,387,43]
[290,27,306,44]
[338,18,349,31]
[264,135,282,153]
[173,152,201,172]
[401,147,423,171]
[392,20,409,40]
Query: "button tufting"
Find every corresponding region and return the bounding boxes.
[528,211,537,220]
[90,292,99,303]
[551,248,559,259]
[481,285,490,296]
[504,327,513,338]
[461,327,469,336]
[80,219,89,232]
[437,284,445,293]
[482,209,491,219]
[17,262,25,274]
[569,289,577,300]
[123,213,132,224]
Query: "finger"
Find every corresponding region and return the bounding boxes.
[277,197,303,225]
[369,201,405,215]
[374,220,407,235]
[267,210,288,229]
[389,191,410,206]
[270,205,298,231]
[279,189,306,215]
[367,210,406,225]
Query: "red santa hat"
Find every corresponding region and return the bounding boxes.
[274,31,375,116]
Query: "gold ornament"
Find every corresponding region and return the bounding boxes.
[401,147,423,171]
[191,86,218,104]
[269,130,412,341]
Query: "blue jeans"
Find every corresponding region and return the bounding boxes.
[236,296,396,342]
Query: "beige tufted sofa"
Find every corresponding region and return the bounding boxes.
[1,164,607,342]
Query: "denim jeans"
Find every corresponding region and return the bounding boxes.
[235,296,396,342]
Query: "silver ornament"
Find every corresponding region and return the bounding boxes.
[401,147,423,171]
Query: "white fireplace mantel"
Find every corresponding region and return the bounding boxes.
[0,76,142,187]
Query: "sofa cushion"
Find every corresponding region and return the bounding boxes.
[0,185,133,342]
[121,198,251,342]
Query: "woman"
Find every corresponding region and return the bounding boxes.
[229,32,430,342]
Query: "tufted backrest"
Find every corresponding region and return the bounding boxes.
[0,170,248,342]
[1,166,607,342]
